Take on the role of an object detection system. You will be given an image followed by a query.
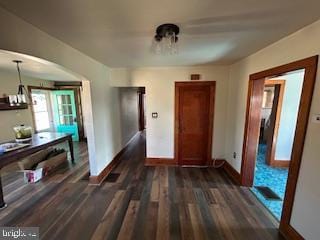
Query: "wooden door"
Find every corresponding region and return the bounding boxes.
[175,82,215,166]
[52,90,79,141]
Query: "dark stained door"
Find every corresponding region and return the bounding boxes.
[175,82,215,166]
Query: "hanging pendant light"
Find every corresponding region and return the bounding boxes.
[13,60,28,105]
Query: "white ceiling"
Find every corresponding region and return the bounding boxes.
[0,50,82,81]
[1,0,320,67]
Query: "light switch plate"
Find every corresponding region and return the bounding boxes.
[312,114,320,123]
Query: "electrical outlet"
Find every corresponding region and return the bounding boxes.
[233,152,237,159]
[312,114,320,123]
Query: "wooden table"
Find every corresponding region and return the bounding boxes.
[0,132,74,208]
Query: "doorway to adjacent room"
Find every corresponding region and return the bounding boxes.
[30,89,55,132]
[29,83,85,142]
[240,56,318,236]
[252,71,304,220]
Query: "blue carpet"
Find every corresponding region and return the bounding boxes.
[251,144,289,220]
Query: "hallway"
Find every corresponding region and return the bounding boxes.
[0,133,283,240]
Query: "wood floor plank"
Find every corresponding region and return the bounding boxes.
[91,190,126,240]
[193,188,223,240]
[144,201,158,240]
[156,187,170,240]
[168,167,178,204]
[169,202,182,240]
[178,204,195,240]
[174,167,184,188]
[188,204,207,240]
[118,201,139,240]
[180,168,193,188]
[210,205,237,240]
[159,166,169,188]
[130,167,155,239]
[106,188,134,240]
[150,167,160,202]
[117,200,140,240]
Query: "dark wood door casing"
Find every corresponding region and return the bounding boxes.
[175,81,215,166]
[138,88,146,131]
[240,56,318,239]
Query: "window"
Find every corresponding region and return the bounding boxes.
[31,91,52,131]
[57,95,74,125]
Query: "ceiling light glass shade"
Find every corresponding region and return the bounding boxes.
[153,32,178,55]
[152,24,179,55]
[17,94,27,105]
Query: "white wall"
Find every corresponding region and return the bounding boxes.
[0,7,123,176]
[110,66,230,159]
[118,87,139,146]
[0,70,54,142]
[226,19,320,239]
[270,71,304,160]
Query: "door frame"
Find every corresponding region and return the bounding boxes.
[264,80,286,167]
[174,81,215,166]
[240,56,318,238]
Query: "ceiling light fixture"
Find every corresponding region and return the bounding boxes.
[12,60,30,105]
[153,23,179,55]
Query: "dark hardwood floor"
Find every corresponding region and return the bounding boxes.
[0,133,284,240]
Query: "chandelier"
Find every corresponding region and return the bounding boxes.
[8,60,31,106]
[153,23,180,55]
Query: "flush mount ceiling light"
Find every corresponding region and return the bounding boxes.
[153,23,180,55]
